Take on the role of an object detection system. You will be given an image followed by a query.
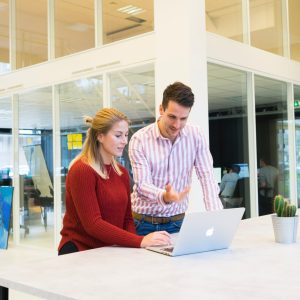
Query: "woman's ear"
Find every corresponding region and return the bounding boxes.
[97,133,104,143]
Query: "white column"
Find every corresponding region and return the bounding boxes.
[287,83,297,205]
[154,0,208,212]
[12,94,20,244]
[53,86,62,248]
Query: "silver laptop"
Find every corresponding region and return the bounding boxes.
[146,207,245,257]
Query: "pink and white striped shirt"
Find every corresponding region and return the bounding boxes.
[129,122,223,217]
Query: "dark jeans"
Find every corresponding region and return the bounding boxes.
[134,219,183,235]
[58,241,79,255]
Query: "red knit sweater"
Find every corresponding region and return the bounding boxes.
[58,159,143,251]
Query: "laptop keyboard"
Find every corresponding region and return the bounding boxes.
[162,247,174,253]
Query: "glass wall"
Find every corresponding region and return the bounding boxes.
[58,76,103,214]
[255,76,288,215]
[16,0,48,69]
[102,0,154,44]
[249,0,283,55]
[205,0,244,42]
[55,0,94,58]
[289,0,300,62]
[207,63,250,218]
[109,65,155,186]
[0,97,12,187]
[0,0,9,74]
[18,87,54,248]
[294,85,300,207]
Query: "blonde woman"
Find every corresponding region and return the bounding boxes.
[58,108,170,255]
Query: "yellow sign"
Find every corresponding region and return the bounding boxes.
[67,133,83,150]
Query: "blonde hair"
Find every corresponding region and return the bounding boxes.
[71,108,129,179]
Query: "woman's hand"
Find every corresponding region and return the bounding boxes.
[140,231,172,248]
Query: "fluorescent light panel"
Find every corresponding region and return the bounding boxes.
[117,5,145,15]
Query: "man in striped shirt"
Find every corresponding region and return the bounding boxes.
[129,82,223,235]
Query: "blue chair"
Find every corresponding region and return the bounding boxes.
[0,186,14,249]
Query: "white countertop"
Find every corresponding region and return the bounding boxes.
[0,215,299,300]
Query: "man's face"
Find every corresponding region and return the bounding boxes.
[158,100,191,141]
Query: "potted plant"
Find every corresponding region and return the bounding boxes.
[271,195,298,244]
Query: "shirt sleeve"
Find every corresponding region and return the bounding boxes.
[219,176,225,193]
[129,134,168,207]
[68,163,143,247]
[193,128,223,210]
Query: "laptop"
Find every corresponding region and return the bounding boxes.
[146,207,245,257]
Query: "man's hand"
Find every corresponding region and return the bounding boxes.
[163,183,190,203]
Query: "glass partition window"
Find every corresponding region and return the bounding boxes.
[58,76,103,214]
[294,85,300,207]
[0,0,10,74]
[249,0,283,56]
[205,0,244,42]
[18,87,54,248]
[289,0,300,62]
[102,0,154,44]
[16,0,48,69]
[55,0,94,58]
[109,64,155,186]
[207,63,250,218]
[0,97,12,185]
[0,97,13,242]
[255,76,288,215]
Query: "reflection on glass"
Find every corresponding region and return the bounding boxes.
[208,63,250,218]
[0,0,10,73]
[19,88,54,248]
[255,76,288,216]
[0,97,13,241]
[16,0,48,68]
[249,0,283,56]
[294,85,300,207]
[55,0,94,58]
[289,0,300,62]
[205,0,243,42]
[109,64,155,187]
[58,76,103,214]
[102,0,154,44]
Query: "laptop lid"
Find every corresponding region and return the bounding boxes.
[147,207,244,257]
[172,207,245,256]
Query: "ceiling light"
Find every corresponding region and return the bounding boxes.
[117,5,145,15]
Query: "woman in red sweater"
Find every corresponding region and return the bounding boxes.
[58,108,170,255]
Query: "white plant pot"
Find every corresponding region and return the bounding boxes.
[271,214,298,244]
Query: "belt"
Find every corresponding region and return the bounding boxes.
[132,212,185,224]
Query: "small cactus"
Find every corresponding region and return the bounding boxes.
[273,195,297,217]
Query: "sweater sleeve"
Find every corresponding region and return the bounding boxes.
[68,162,143,247]
[122,169,137,234]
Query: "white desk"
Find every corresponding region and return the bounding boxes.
[0,215,299,300]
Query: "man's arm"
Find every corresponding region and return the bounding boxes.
[194,129,223,210]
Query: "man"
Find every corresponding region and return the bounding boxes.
[128,82,223,235]
[258,158,279,215]
[219,165,241,198]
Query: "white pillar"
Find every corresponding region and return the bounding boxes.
[154,0,208,211]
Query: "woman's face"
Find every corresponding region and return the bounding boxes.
[97,120,129,163]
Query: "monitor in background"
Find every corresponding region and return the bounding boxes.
[213,167,222,183]
[235,163,249,178]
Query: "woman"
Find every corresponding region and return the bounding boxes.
[58,108,170,255]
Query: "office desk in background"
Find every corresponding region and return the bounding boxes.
[0,214,299,300]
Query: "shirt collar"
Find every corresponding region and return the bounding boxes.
[154,119,188,140]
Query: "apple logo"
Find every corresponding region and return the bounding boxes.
[205,227,214,237]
